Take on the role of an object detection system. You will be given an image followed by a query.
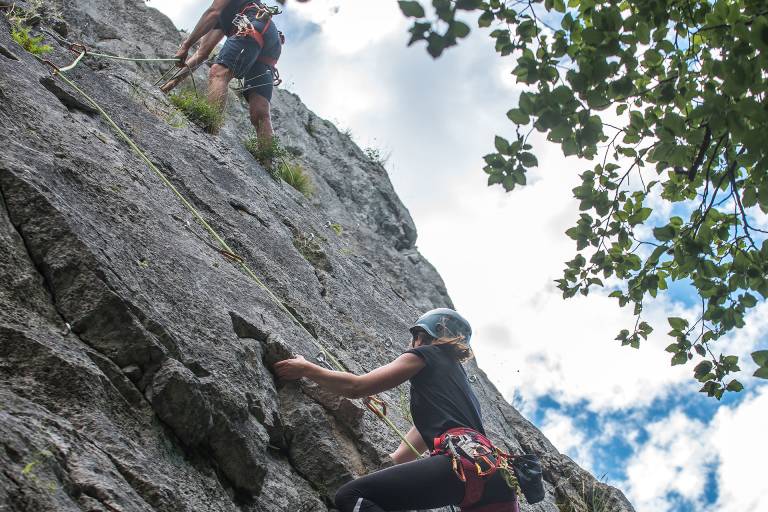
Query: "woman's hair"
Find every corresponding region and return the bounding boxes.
[418,331,473,362]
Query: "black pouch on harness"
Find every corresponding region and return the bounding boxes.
[511,454,545,504]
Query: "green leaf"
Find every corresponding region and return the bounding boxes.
[653,225,676,241]
[582,27,603,45]
[726,380,744,392]
[399,1,426,18]
[452,21,471,38]
[741,293,757,308]
[668,317,688,330]
[519,152,538,167]
[495,136,510,154]
[478,11,494,28]
[754,367,768,379]
[671,352,688,366]
[507,109,530,125]
[694,360,712,374]
[751,350,768,367]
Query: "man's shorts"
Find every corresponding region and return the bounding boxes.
[214,15,281,102]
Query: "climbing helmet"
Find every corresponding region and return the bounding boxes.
[409,308,472,346]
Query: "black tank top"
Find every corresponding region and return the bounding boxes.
[406,344,485,448]
[219,0,261,34]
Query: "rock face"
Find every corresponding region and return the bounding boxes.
[0,2,634,511]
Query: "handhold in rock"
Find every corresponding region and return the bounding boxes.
[150,359,212,446]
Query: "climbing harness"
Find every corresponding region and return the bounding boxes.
[232,2,278,49]
[35,43,420,458]
[433,428,510,510]
[432,428,544,510]
[230,2,283,86]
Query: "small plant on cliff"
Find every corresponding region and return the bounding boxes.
[245,134,288,167]
[5,2,55,57]
[244,134,314,197]
[555,474,611,512]
[168,90,222,134]
[11,25,52,55]
[363,146,389,167]
[328,222,343,236]
[279,161,314,197]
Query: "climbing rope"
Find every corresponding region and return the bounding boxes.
[37,47,421,458]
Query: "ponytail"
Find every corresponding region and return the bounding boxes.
[428,335,474,362]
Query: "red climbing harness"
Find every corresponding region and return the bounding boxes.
[231,3,279,66]
[229,2,282,85]
[432,428,519,512]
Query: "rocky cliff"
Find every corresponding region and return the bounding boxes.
[0,1,635,511]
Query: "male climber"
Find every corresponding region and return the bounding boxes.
[161,0,282,146]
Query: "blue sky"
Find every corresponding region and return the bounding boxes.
[147,2,768,511]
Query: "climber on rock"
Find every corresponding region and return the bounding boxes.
[275,308,521,512]
[161,0,282,145]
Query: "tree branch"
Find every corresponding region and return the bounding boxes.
[688,124,712,181]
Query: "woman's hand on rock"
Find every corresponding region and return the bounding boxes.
[274,355,310,380]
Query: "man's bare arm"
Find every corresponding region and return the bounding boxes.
[175,0,229,62]
[161,30,225,93]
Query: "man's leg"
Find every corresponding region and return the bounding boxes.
[208,63,235,113]
[248,93,273,145]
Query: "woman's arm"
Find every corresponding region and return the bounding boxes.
[274,353,425,399]
[390,426,428,465]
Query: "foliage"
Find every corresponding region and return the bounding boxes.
[397,0,768,398]
[169,90,223,134]
[5,0,61,57]
[244,134,314,196]
[556,477,611,512]
[245,133,289,167]
[279,160,314,197]
[364,146,390,166]
[328,222,344,236]
[10,25,52,55]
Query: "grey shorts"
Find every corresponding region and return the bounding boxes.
[214,15,281,101]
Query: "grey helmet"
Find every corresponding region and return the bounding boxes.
[409,308,472,345]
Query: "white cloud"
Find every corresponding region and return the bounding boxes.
[539,409,595,472]
[622,388,768,512]
[145,0,208,30]
[709,387,768,512]
[287,0,405,54]
[624,411,713,512]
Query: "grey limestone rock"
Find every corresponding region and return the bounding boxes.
[0,2,634,511]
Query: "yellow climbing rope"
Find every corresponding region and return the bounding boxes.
[38,47,421,457]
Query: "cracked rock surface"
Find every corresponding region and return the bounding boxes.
[0,2,634,511]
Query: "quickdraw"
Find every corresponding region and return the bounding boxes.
[363,396,388,419]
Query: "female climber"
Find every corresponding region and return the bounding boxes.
[274,308,518,512]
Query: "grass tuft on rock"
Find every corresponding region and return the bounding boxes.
[244,134,288,167]
[169,91,223,134]
[244,134,314,197]
[279,161,314,197]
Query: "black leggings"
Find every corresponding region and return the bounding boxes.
[334,455,515,511]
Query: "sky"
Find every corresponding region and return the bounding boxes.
[146,2,768,511]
